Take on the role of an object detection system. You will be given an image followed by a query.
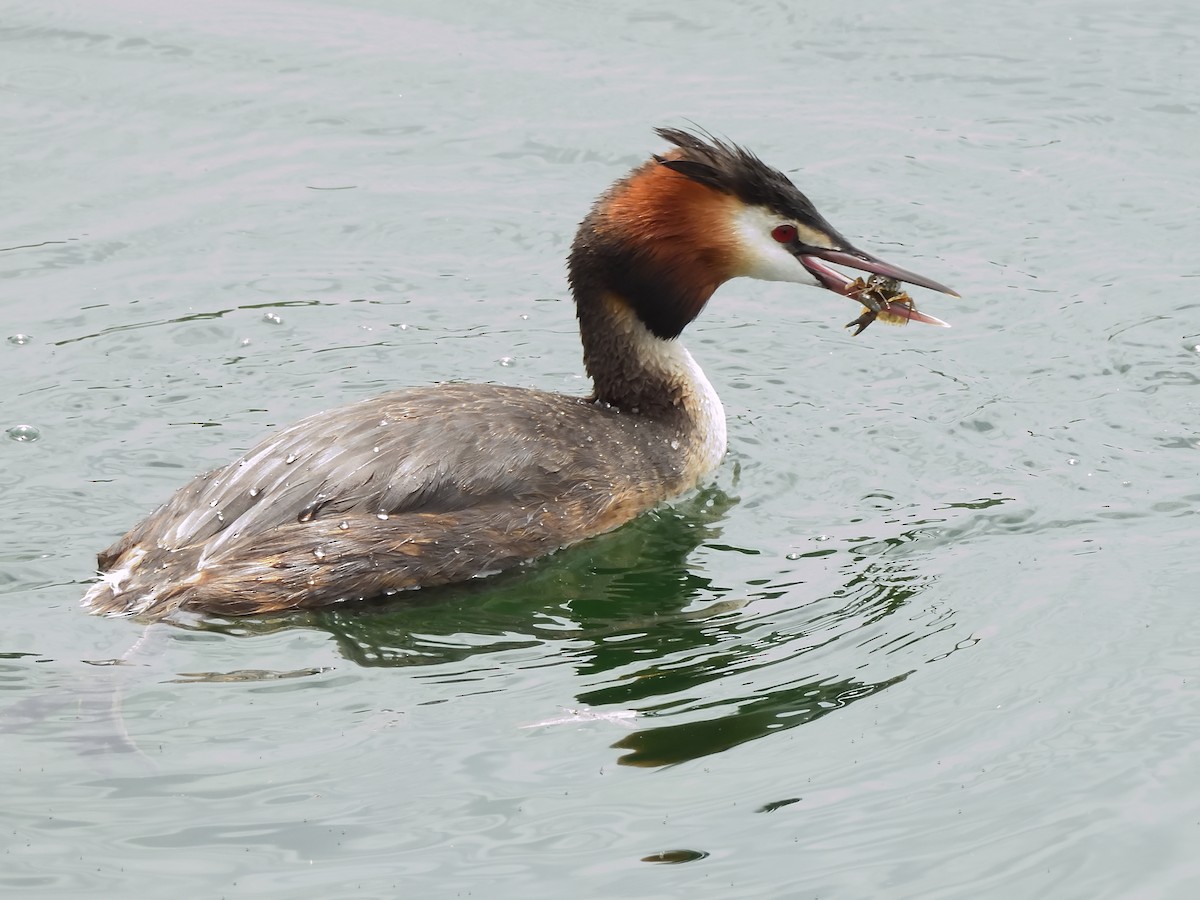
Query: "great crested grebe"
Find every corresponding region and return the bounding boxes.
[83,128,957,620]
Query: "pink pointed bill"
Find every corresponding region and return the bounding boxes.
[799,247,958,328]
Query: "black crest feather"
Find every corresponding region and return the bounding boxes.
[653,126,827,226]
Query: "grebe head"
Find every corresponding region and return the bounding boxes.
[570,127,958,339]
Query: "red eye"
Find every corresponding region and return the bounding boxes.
[771,224,798,244]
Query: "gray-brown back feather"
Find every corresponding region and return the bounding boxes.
[90,384,694,617]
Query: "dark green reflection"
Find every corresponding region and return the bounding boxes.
[190,486,961,768]
[611,671,910,767]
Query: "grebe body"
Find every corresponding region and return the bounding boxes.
[84,128,956,619]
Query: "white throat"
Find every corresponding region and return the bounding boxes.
[623,311,727,477]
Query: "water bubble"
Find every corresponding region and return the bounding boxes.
[6,424,40,442]
[262,312,282,325]
[7,334,33,345]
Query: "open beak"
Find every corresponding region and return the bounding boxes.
[799,246,958,327]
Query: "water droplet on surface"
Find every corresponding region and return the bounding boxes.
[249,488,259,497]
[239,337,252,347]
[285,453,298,464]
[669,439,680,450]
[312,547,326,560]
[6,424,40,442]
[786,551,801,560]
[813,534,831,542]
[1067,457,1078,466]
[372,446,381,453]
[7,334,33,345]
[377,512,389,521]
[262,312,282,325]
[338,520,350,530]
[498,356,514,367]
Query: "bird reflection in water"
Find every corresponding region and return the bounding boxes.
[182,485,970,768]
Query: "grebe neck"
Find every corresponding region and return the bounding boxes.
[573,290,726,476]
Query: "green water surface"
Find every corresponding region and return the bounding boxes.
[2,1,1197,897]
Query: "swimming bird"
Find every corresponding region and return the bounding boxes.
[83,127,956,619]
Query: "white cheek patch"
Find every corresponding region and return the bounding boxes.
[731,206,832,286]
